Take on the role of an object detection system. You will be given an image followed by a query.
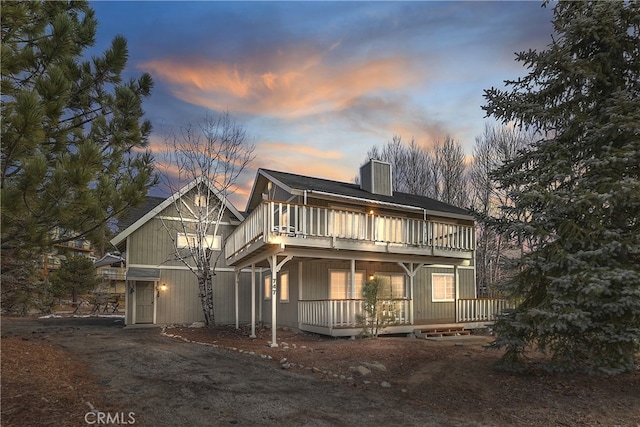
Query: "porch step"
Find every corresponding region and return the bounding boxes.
[413,326,471,338]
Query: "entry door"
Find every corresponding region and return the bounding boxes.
[136,281,154,323]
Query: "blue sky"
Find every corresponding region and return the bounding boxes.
[90,1,555,208]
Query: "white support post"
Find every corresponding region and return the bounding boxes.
[250,264,256,338]
[350,259,356,298]
[267,254,292,348]
[454,264,460,323]
[258,269,263,324]
[235,270,239,329]
[398,262,425,326]
[409,264,414,325]
[271,274,277,347]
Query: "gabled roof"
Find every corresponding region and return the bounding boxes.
[117,196,165,232]
[110,176,244,247]
[253,168,472,220]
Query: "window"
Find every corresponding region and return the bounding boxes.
[264,273,288,301]
[194,195,208,207]
[329,270,365,299]
[432,273,455,302]
[176,233,221,250]
[280,272,289,302]
[264,275,272,300]
[375,273,406,299]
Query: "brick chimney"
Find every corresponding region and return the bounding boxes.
[360,159,393,196]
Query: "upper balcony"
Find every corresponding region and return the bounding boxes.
[225,201,475,266]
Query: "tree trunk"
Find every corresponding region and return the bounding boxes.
[198,272,215,326]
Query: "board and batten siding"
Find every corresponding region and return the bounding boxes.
[413,266,476,323]
[124,194,253,325]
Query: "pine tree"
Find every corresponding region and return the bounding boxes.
[49,255,99,306]
[483,1,640,375]
[1,2,156,263]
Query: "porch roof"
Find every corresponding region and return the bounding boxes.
[126,267,161,281]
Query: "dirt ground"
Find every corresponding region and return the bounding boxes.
[168,324,640,426]
[2,315,639,426]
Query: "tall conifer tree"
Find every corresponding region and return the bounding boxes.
[1,1,156,255]
[483,1,640,374]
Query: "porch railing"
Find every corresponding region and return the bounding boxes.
[456,298,512,323]
[226,201,475,260]
[298,299,411,330]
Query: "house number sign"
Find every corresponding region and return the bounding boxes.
[272,277,277,295]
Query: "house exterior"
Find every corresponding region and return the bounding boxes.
[111,160,508,341]
[226,160,509,344]
[110,178,255,326]
[93,253,127,296]
[41,228,96,277]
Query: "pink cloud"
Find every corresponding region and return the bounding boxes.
[139,49,421,119]
[260,142,342,160]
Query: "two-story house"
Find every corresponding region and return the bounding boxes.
[111,160,508,343]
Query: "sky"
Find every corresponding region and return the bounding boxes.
[90,1,556,209]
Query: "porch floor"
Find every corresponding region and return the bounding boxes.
[299,321,492,337]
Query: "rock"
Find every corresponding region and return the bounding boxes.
[279,358,288,364]
[281,363,292,369]
[380,381,392,388]
[312,367,320,373]
[189,321,205,328]
[361,361,387,372]
[355,366,371,376]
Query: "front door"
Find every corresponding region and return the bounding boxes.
[135,281,154,323]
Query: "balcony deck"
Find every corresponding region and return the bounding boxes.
[226,201,475,266]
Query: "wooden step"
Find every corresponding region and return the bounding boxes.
[413,326,471,338]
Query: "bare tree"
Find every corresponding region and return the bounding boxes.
[433,136,469,207]
[161,112,255,325]
[364,135,438,198]
[469,123,535,295]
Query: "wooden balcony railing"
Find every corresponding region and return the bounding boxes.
[298,299,411,330]
[226,201,475,261]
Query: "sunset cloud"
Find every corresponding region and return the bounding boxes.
[140,50,420,120]
[94,1,555,207]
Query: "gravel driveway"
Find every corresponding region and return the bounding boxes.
[2,317,465,426]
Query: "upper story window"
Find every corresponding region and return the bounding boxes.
[194,195,208,208]
[176,233,221,250]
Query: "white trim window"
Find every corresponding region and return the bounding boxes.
[375,273,406,299]
[432,273,455,302]
[176,233,221,250]
[264,275,272,300]
[329,270,365,299]
[280,271,289,302]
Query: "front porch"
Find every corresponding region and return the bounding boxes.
[297,298,511,337]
